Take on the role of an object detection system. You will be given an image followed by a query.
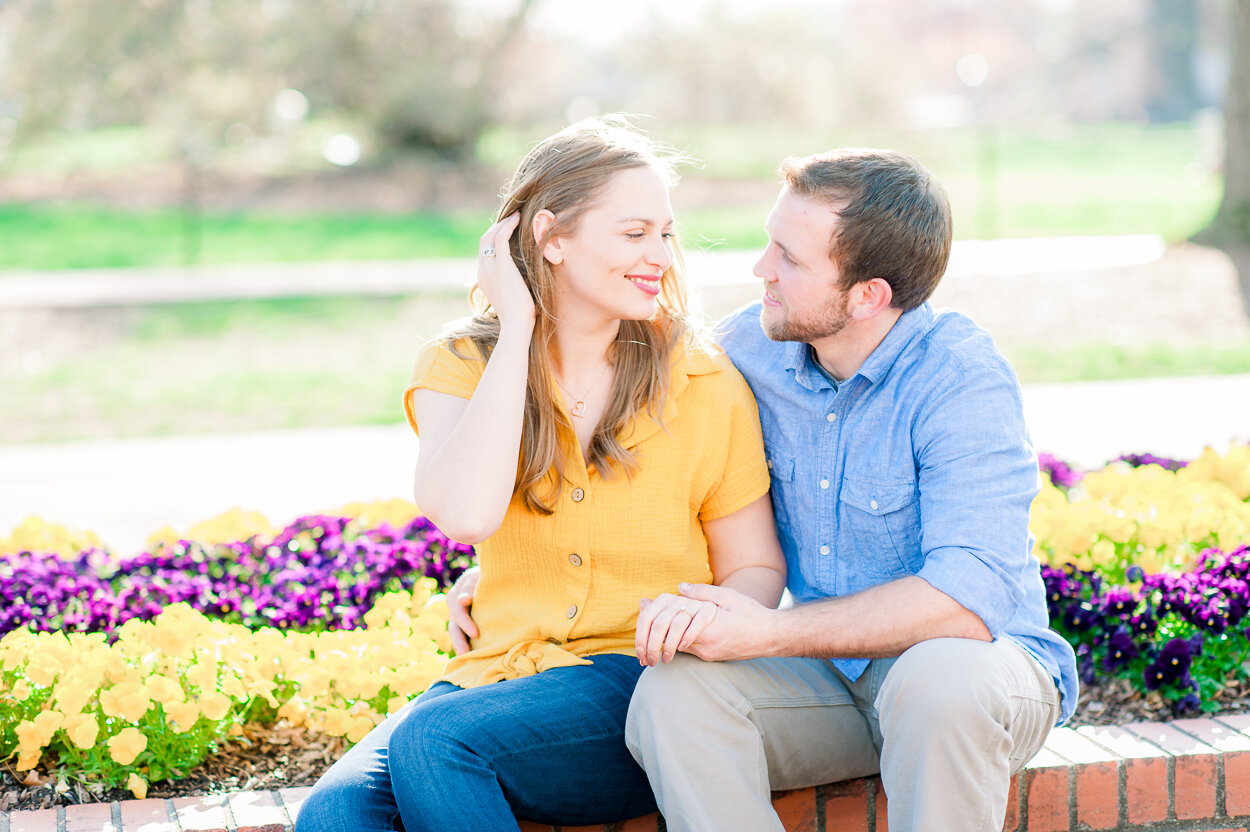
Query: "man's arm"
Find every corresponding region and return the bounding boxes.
[677,575,988,663]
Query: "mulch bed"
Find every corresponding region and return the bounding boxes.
[5,678,1250,814]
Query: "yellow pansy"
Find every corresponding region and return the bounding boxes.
[145,674,186,705]
[63,713,101,749]
[107,727,148,765]
[100,681,152,723]
[16,748,41,771]
[127,773,149,800]
[199,691,233,722]
[164,700,202,733]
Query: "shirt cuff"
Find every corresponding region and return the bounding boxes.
[918,546,1024,637]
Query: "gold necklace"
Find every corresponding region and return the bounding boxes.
[553,362,611,418]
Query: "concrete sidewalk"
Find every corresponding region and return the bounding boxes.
[3,234,1248,554]
[3,373,1247,556]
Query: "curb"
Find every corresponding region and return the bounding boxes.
[6,716,1250,832]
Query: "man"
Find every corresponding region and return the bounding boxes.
[625,149,1078,832]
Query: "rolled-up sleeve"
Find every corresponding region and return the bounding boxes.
[913,359,1039,637]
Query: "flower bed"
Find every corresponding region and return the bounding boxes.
[2,447,1248,801]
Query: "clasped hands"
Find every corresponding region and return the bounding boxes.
[444,567,771,665]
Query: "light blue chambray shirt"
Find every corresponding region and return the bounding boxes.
[718,301,1079,725]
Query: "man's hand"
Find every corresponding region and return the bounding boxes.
[635,593,718,666]
[445,567,481,654]
[675,582,778,662]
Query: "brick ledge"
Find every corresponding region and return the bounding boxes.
[6,716,1250,832]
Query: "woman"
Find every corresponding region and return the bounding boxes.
[295,116,785,832]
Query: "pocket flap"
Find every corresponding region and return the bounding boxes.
[766,449,795,483]
[840,476,915,515]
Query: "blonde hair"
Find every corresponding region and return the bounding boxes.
[446,115,691,514]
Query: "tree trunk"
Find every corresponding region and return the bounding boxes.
[1195,0,1250,317]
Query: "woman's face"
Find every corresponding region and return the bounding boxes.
[547,165,675,325]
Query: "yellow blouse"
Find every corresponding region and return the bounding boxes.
[403,330,770,688]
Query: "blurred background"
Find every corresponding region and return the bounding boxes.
[1,0,1249,548]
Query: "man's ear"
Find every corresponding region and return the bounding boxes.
[531,210,562,265]
[849,278,893,320]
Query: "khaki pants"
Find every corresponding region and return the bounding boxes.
[624,638,1060,832]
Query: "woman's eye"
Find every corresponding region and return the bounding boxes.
[626,232,645,239]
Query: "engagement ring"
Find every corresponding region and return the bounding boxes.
[481,247,496,257]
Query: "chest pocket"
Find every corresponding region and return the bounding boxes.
[839,476,922,579]
[765,447,797,542]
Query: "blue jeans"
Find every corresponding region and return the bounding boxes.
[294,653,656,832]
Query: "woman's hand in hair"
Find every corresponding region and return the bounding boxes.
[444,566,481,655]
[477,212,534,327]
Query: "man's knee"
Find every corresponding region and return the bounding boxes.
[627,654,707,747]
[877,638,1004,728]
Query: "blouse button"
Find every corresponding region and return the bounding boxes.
[826,412,837,422]
[571,487,585,502]
[870,499,879,510]
[566,604,578,619]
[569,553,583,567]
[819,545,830,555]
[820,479,829,489]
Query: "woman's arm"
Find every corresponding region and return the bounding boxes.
[412,214,534,544]
[635,494,786,665]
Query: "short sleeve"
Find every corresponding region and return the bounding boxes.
[698,366,771,521]
[402,338,487,435]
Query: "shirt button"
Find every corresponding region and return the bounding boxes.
[870,499,879,510]
[566,604,578,619]
[568,553,583,566]
[826,412,837,422]
[571,487,585,502]
[820,479,829,489]
[819,545,830,555]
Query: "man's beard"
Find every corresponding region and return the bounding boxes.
[761,290,851,343]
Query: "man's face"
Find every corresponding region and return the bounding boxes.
[753,187,852,344]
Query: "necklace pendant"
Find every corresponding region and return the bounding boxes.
[570,400,586,418]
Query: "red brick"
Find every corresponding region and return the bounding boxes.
[771,788,817,832]
[1080,725,1169,825]
[1023,749,1070,832]
[1179,717,1250,817]
[821,780,869,832]
[1002,774,1020,832]
[65,802,115,832]
[276,788,314,827]
[8,808,58,832]
[172,795,230,832]
[872,776,889,832]
[227,791,287,832]
[118,799,172,832]
[1042,727,1120,829]
[1126,720,1219,820]
[618,815,661,832]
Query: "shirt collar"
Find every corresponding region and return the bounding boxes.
[618,334,722,448]
[856,302,935,385]
[780,302,935,392]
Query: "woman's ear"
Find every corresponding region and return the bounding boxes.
[531,209,563,265]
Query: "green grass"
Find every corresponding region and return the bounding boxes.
[0,122,1225,270]
[0,205,496,269]
[4,293,1247,444]
[1004,340,1250,384]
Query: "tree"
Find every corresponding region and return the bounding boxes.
[0,0,537,159]
[1194,0,1250,316]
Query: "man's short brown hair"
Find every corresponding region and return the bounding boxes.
[780,148,952,311]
